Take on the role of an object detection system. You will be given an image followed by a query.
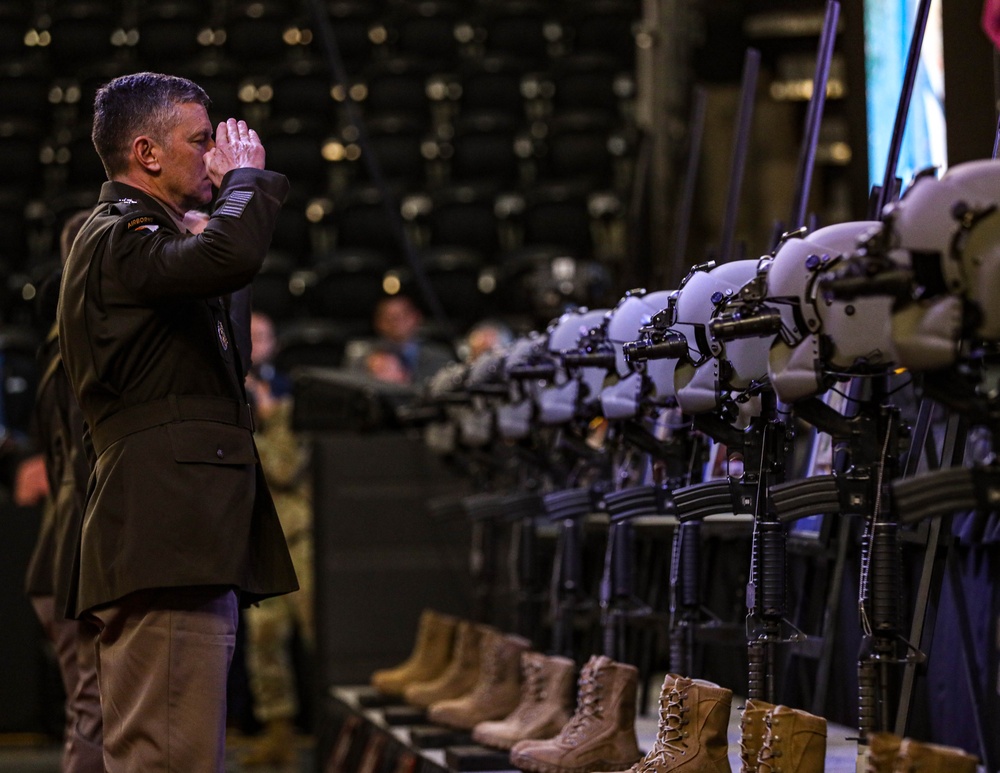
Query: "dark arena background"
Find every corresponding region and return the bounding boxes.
[1,1,998,772]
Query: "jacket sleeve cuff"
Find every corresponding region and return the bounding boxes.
[218,168,290,206]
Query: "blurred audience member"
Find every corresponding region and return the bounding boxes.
[462,318,514,362]
[364,345,412,385]
[250,310,292,398]
[241,310,314,767]
[368,294,455,383]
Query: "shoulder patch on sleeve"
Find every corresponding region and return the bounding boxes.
[216,190,254,219]
[127,216,158,232]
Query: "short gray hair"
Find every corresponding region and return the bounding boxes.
[91,72,210,178]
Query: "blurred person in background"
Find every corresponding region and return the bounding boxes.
[369,294,455,384]
[240,310,315,767]
[23,209,104,773]
[461,318,514,362]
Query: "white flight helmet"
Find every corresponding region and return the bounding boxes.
[536,307,610,425]
[496,333,546,440]
[877,159,1000,370]
[669,260,766,415]
[763,220,888,403]
[599,289,677,420]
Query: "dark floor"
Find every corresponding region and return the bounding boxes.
[0,732,316,772]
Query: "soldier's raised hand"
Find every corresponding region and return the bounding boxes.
[204,118,266,186]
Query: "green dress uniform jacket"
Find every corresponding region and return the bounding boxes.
[58,168,298,618]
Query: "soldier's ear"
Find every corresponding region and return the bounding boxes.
[132,136,161,173]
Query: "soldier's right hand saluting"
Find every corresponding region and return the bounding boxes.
[204,118,266,187]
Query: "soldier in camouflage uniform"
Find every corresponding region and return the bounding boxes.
[241,310,315,767]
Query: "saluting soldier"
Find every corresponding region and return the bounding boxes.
[58,72,298,773]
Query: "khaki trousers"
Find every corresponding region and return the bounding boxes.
[88,586,238,773]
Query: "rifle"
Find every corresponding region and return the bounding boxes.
[668,1,841,701]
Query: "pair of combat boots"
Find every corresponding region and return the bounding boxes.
[370,610,535,730]
[370,609,459,697]
[509,665,740,773]
[585,675,826,773]
[863,732,979,773]
[473,651,578,750]
[425,623,532,729]
[509,655,644,773]
[513,669,830,773]
[739,700,827,773]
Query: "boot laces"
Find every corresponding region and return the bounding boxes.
[524,659,546,702]
[561,668,603,745]
[757,722,779,773]
[638,686,690,769]
[738,714,759,773]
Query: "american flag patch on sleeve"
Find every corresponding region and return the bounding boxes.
[216,190,254,218]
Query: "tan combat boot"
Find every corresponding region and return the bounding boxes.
[861,732,902,773]
[757,705,826,773]
[428,630,532,730]
[371,609,458,697]
[615,674,732,773]
[893,738,979,773]
[510,655,642,773]
[473,652,577,750]
[739,699,776,773]
[403,621,492,708]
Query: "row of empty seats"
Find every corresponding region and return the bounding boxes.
[2,0,639,74]
[0,0,642,335]
[5,102,635,199]
[3,50,636,134]
[1,173,628,268]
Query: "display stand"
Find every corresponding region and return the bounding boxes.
[317,684,862,773]
[319,687,515,773]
